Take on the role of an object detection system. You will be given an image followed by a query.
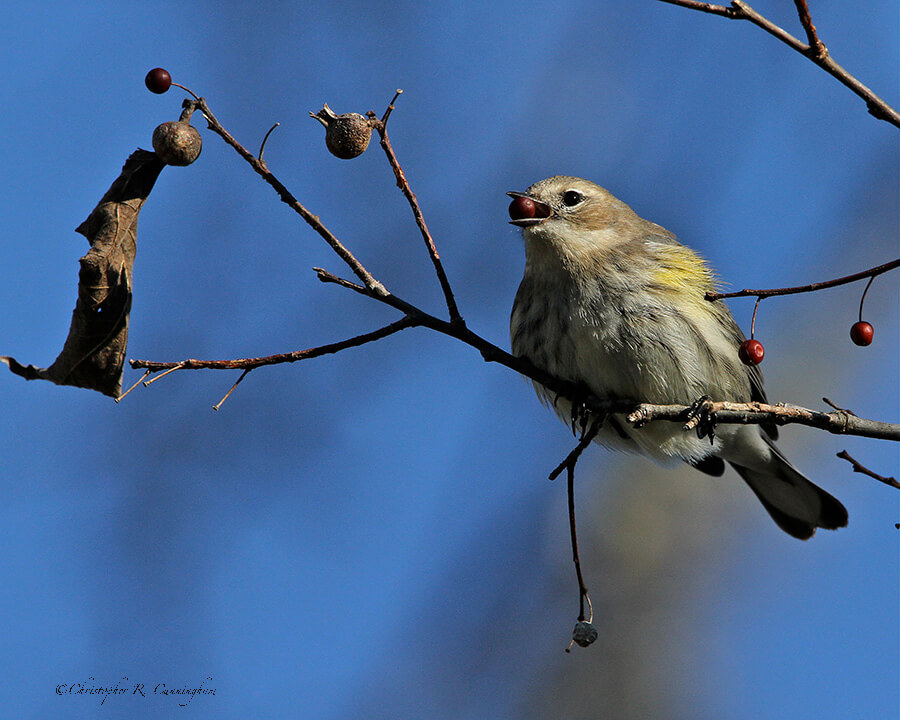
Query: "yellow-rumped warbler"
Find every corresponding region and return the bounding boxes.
[508,176,847,539]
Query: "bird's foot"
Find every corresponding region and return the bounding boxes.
[683,395,716,444]
[557,382,599,439]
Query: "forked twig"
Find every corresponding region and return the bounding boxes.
[657,0,900,126]
[793,0,825,56]
[188,98,386,295]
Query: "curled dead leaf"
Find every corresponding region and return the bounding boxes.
[2,149,165,397]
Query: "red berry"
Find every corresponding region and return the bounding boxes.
[145,68,172,94]
[738,339,765,366]
[850,321,874,346]
[509,196,536,221]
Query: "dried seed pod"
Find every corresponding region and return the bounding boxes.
[310,103,372,159]
[572,620,598,648]
[152,121,202,166]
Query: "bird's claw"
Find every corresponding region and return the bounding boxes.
[556,383,600,439]
[683,395,716,443]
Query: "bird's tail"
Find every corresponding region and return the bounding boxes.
[729,444,848,540]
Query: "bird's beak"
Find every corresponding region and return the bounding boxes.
[507,191,553,227]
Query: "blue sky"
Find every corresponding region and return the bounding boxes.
[1,2,897,718]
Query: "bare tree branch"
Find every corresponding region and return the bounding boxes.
[123,90,898,446]
[705,258,900,301]
[657,0,900,127]
[132,311,899,442]
[628,401,899,441]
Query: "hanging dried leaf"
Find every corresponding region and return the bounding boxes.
[2,149,165,397]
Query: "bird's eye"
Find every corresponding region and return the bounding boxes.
[562,190,584,207]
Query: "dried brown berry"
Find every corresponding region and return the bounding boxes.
[145,68,172,94]
[152,121,202,166]
[310,104,372,159]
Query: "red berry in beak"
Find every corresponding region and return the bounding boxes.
[738,339,765,366]
[509,196,537,221]
[850,321,874,346]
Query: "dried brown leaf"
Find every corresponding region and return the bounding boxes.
[2,149,165,397]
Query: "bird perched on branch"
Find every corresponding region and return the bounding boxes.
[508,175,847,539]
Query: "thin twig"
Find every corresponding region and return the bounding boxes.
[143,363,184,385]
[656,0,735,16]
[258,122,280,163]
[568,462,590,622]
[131,317,418,374]
[857,275,875,322]
[380,89,403,126]
[730,0,814,54]
[836,450,899,489]
[369,93,464,327]
[116,369,151,402]
[171,82,201,101]
[550,420,601,625]
[314,267,369,295]
[793,0,825,57]
[549,421,601,481]
[657,0,900,127]
[213,368,251,411]
[749,296,761,337]
[822,397,856,416]
[705,258,900,301]
[572,423,601,623]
